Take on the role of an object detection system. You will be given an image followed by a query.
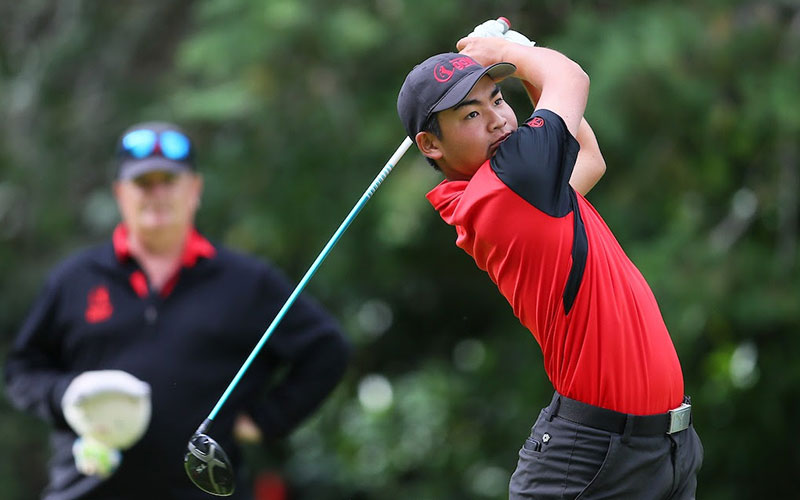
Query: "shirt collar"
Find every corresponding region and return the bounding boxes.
[112,223,216,268]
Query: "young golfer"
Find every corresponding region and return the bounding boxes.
[397,29,703,499]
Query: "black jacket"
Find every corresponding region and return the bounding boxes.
[4,229,350,499]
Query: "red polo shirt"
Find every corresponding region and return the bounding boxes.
[427,109,683,415]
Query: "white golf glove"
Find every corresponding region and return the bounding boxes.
[62,370,151,477]
[467,19,536,47]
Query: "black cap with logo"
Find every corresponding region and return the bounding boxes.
[397,53,516,140]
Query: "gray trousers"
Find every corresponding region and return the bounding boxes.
[509,393,703,499]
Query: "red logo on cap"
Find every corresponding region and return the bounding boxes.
[433,56,478,83]
[85,285,113,323]
[529,117,545,128]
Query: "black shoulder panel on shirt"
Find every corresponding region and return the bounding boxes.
[490,109,580,217]
[490,109,586,314]
[563,189,587,314]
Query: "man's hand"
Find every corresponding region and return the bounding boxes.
[72,437,122,478]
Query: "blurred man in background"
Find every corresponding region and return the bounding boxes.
[4,121,350,499]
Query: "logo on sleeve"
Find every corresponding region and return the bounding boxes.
[85,285,113,323]
[529,117,545,128]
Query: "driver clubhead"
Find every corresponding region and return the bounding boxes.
[184,432,235,496]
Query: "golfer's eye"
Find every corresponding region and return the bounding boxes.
[494,97,504,106]
[465,111,479,119]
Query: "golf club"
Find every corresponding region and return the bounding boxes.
[184,136,414,496]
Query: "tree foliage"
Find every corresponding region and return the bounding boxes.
[1,1,799,498]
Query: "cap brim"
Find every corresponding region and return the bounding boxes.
[431,62,517,114]
[118,158,193,181]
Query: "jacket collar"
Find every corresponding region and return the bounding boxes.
[112,223,216,268]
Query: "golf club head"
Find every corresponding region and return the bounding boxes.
[184,429,235,496]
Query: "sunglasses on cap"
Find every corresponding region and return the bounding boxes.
[118,129,193,162]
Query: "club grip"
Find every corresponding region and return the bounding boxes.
[497,17,511,33]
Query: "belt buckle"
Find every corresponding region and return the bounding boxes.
[667,403,692,434]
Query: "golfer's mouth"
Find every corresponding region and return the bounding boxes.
[490,133,511,154]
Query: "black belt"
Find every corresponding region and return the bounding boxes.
[551,393,692,436]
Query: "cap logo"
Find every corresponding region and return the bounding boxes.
[433,56,478,83]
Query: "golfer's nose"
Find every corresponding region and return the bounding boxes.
[487,108,506,130]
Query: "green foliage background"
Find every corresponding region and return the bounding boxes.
[1,1,799,498]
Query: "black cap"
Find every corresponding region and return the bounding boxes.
[397,53,516,139]
[115,121,195,180]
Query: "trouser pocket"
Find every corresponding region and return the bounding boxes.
[509,410,617,499]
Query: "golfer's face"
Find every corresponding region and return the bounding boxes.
[115,171,202,234]
[435,76,518,180]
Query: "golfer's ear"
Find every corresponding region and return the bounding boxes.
[415,131,443,161]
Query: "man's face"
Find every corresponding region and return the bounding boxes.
[113,170,202,236]
[421,75,518,180]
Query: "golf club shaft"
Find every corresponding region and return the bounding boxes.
[206,136,414,422]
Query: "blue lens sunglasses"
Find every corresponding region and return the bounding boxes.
[119,129,193,162]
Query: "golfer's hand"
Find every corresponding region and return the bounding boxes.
[504,29,536,46]
[467,19,508,39]
[456,36,514,67]
[467,19,536,47]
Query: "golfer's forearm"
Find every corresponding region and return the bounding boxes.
[519,79,604,195]
[502,45,589,136]
[570,118,606,196]
[506,46,585,92]
[520,80,541,108]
